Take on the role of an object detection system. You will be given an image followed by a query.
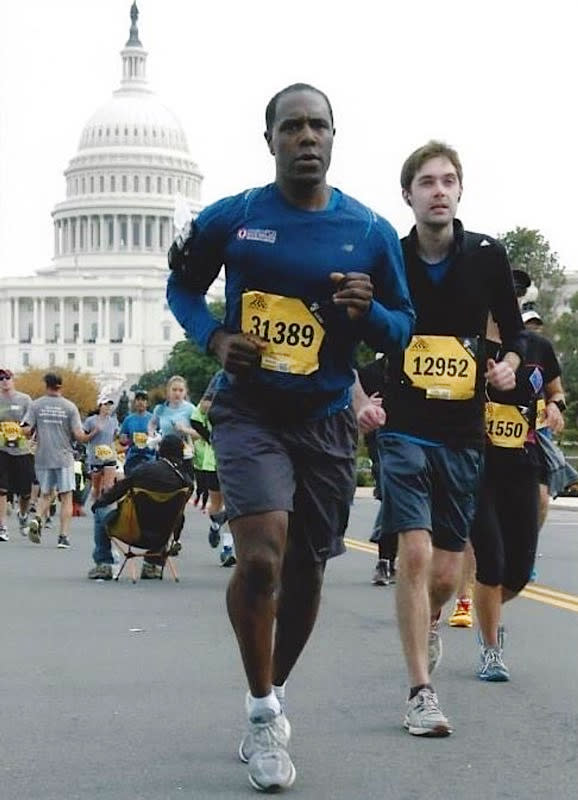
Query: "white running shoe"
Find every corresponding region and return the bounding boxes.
[239,704,291,764]
[248,746,296,792]
[404,687,452,737]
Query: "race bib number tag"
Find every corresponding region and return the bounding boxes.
[403,336,478,400]
[133,432,148,449]
[485,402,529,448]
[241,291,325,375]
[535,398,548,430]
[0,420,24,448]
[94,444,115,461]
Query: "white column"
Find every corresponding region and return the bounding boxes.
[40,298,46,342]
[54,223,59,257]
[113,216,120,251]
[104,297,110,341]
[97,297,104,340]
[58,298,65,343]
[78,297,84,343]
[14,298,20,342]
[127,213,133,251]
[99,216,105,252]
[32,299,39,341]
[123,298,129,342]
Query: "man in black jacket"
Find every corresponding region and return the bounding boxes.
[376,141,526,736]
[88,435,192,580]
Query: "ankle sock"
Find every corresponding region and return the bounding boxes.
[222,531,233,548]
[409,683,433,700]
[272,682,286,703]
[249,691,281,721]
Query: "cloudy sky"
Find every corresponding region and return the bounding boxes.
[1,0,576,277]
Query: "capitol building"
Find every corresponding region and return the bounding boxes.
[0,3,218,392]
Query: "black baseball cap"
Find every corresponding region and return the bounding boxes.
[158,434,184,461]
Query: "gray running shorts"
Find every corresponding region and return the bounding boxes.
[209,389,357,562]
[377,434,483,552]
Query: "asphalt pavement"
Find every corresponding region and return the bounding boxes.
[1,498,577,800]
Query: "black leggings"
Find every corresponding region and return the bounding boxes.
[470,448,539,594]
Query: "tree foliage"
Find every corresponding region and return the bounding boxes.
[14,367,99,416]
[136,301,224,403]
[497,227,566,324]
[552,292,578,438]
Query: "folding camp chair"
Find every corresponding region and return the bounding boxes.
[106,485,192,583]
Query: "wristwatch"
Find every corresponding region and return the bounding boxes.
[548,398,567,413]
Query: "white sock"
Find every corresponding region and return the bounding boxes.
[273,682,286,703]
[249,691,281,721]
[222,530,233,548]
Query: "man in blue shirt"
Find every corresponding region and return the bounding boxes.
[167,83,414,793]
[118,389,155,476]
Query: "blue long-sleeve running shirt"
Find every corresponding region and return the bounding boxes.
[167,183,414,403]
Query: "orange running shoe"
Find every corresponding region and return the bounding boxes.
[448,598,473,628]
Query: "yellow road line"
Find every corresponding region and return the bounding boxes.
[344,536,578,613]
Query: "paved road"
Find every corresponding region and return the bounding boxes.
[1,499,577,800]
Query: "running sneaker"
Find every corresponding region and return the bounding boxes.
[18,513,30,537]
[140,562,162,579]
[428,615,443,675]
[403,687,452,737]
[372,558,395,586]
[208,510,227,548]
[87,563,113,580]
[477,646,510,682]
[0,525,9,542]
[448,598,473,628]
[57,534,71,549]
[44,517,52,530]
[248,746,296,793]
[208,522,221,549]
[239,705,292,764]
[220,546,236,567]
[28,516,42,544]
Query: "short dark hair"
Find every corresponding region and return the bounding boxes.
[44,372,62,389]
[265,83,334,134]
[400,140,463,192]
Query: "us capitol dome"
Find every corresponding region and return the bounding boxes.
[0,2,217,391]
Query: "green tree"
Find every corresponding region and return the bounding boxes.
[497,227,566,325]
[552,291,578,437]
[136,300,224,402]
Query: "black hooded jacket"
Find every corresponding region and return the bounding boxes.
[384,220,527,448]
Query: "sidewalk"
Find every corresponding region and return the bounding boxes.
[354,485,578,511]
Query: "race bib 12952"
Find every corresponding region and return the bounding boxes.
[403,335,478,400]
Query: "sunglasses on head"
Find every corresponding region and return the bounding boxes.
[0,374,12,380]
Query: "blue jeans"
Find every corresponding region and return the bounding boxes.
[92,506,116,565]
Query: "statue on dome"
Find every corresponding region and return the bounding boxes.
[127,2,142,47]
